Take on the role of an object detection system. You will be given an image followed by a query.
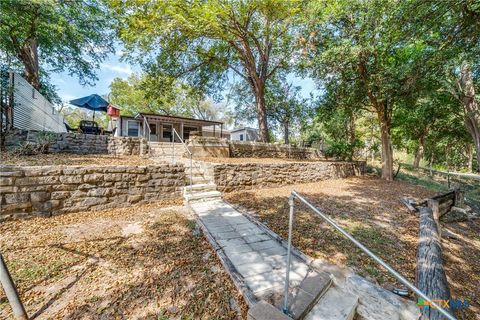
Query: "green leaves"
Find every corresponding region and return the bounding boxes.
[1,0,114,97]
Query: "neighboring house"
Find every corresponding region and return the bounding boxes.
[230,127,260,142]
[114,112,225,142]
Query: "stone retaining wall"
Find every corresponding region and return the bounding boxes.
[0,164,185,220]
[213,161,365,192]
[229,141,323,159]
[5,129,146,155]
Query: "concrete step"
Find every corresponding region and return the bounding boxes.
[183,184,217,193]
[305,285,358,320]
[185,190,222,202]
[264,271,333,320]
[192,176,211,184]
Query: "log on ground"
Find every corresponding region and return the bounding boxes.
[416,207,455,320]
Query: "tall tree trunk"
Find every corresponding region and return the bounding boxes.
[17,39,40,90]
[373,101,393,180]
[379,120,394,180]
[348,112,356,161]
[254,82,269,143]
[467,144,473,172]
[284,121,289,145]
[358,60,393,180]
[458,62,480,173]
[413,135,425,169]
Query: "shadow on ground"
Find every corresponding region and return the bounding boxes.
[224,176,480,319]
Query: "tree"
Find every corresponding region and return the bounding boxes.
[0,0,113,93]
[109,0,302,142]
[400,0,480,172]
[450,62,480,172]
[303,84,363,161]
[109,73,233,123]
[303,0,426,180]
[265,77,309,144]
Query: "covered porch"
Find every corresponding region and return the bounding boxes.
[135,113,224,142]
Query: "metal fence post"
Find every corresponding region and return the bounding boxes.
[283,194,295,315]
[0,254,28,320]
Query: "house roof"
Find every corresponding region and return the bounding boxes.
[134,112,223,126]
[230,127,259,133]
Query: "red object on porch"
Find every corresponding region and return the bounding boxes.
[107,104,120,117]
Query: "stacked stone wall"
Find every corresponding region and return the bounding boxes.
[0,164,185,220]
[5,129,146,156]
[213,161,365,192]
[229,141,323,159]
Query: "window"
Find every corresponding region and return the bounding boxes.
[150,123,157,135]
[127,120,139,137]
[240,134,244,141]
[163,124,172,141]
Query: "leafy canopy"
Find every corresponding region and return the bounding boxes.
[0,0,114,97]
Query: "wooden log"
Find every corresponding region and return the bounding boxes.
[454,189,465,208]
[427,199,441,237]
[400,197,417,213]
[430,190,454,202]
[416,207,455,320]
[438,199,454,217]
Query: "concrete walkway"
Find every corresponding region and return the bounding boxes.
[189,199,333,319]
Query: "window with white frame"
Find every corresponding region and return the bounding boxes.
[127,120,139,137]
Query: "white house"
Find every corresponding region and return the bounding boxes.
[230,127,260,142]
[113,112,225,142]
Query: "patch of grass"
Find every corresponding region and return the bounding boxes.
[395,171,448,193]
[350,226,394,247]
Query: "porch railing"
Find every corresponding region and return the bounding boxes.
[283,191,456,320]
[172,128,193,192]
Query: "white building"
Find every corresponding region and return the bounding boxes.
[230,127,260,142]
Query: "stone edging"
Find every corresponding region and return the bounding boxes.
[184,201,258,308]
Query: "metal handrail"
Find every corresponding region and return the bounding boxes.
[172,128,193,191]
[283,190,456,320]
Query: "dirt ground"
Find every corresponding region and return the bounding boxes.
[0,153,156,166]
[224,176,480,320]
[0,201,247,319]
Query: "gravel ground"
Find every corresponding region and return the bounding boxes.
[224,176,480,319]
[0,200,247,319]
[1,153,156,166]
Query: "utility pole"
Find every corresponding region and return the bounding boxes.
[0,254,28,320]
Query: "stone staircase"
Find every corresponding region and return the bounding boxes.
[182,160,221,202]
[147,141,221,202]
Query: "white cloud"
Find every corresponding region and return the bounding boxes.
[101,63,133,75]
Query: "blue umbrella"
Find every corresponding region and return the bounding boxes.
[69,94,109,121]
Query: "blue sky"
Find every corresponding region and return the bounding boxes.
[50,49,318,106]
[50,50,138,103]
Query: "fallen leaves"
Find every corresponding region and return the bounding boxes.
[0,202,247,319]
[225,176,480,319]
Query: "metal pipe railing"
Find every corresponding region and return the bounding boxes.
[0,254,28,320]
[172,128,193,192]
[283,190,456,320]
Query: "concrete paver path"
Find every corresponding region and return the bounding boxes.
[190,199,332,318]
